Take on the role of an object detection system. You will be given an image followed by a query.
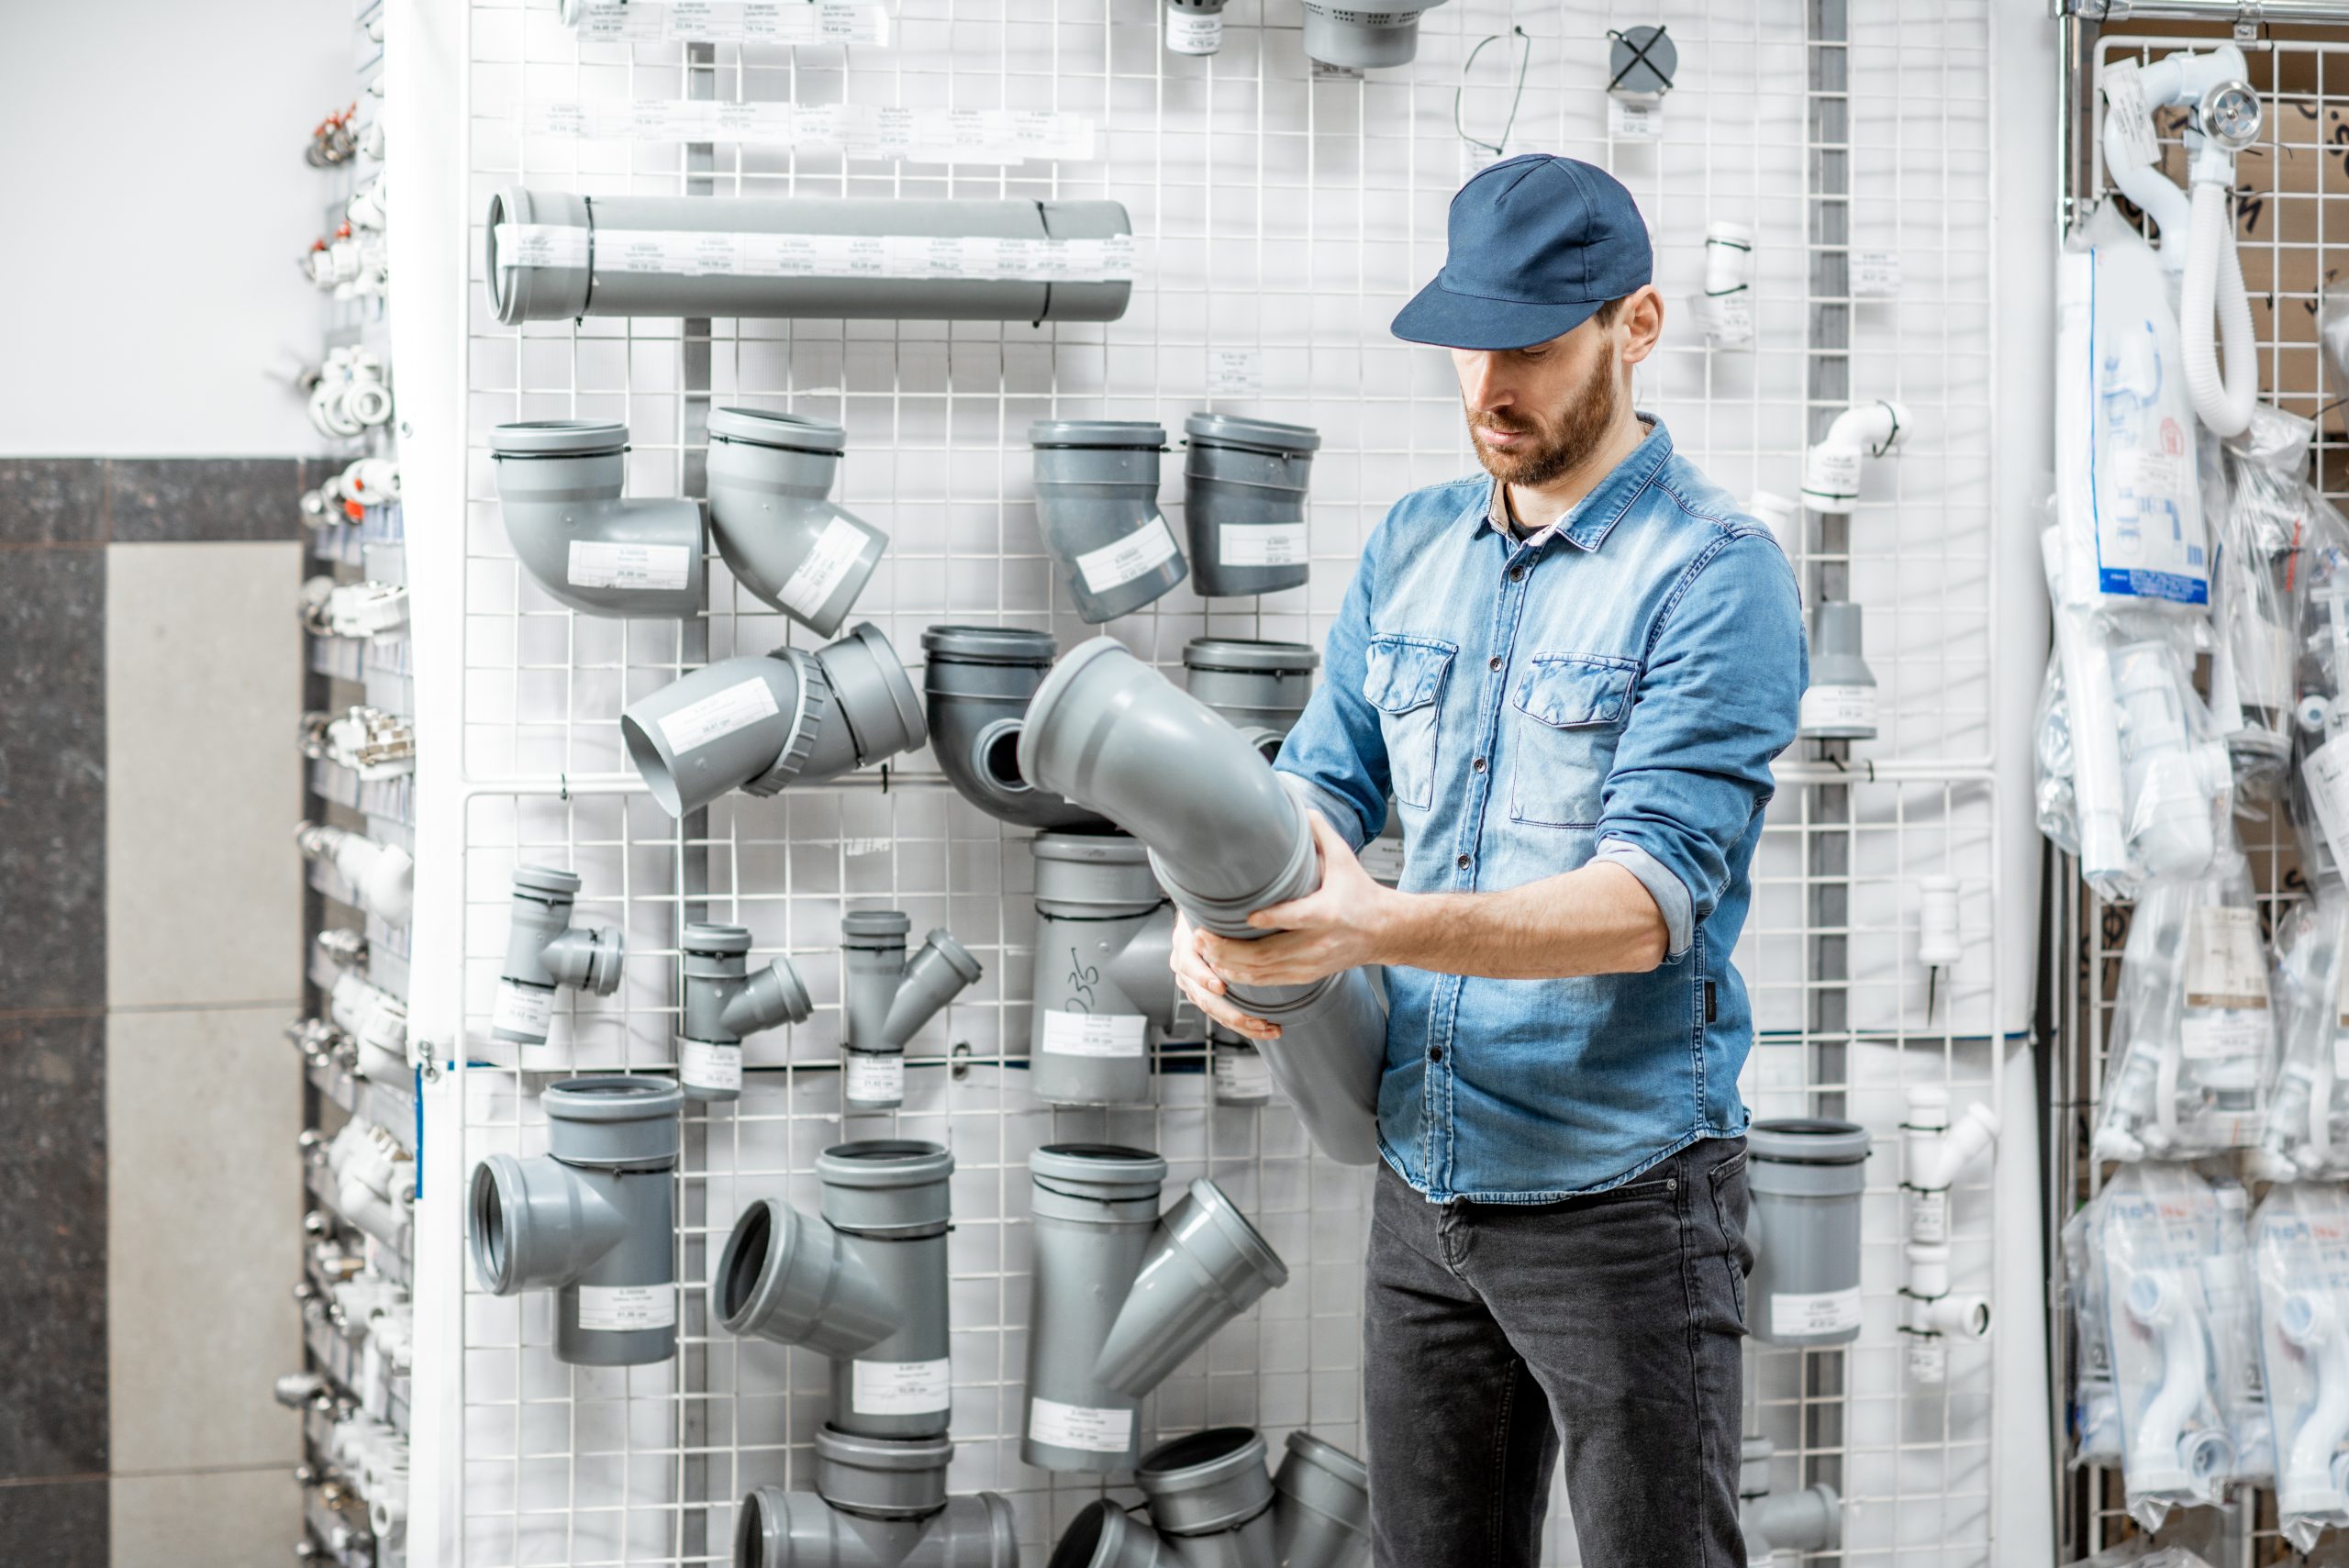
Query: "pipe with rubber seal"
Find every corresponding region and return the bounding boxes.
[490,420,707,619]
[707,408,887,636]
[733,1429,1017,1568]
[1181,415,1320,599]
[1030,833,1179,1106]
[1048,1428,1371,1568]
[1030,421,1187,624]
[920,625,1108,830]
[678,922,813,1102]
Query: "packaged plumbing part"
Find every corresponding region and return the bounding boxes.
[1022,1145,1288,1472]
[1745,1118,1872,1348]
[706,408,887,637]
[493,865,624,1061]
[918,626,1108,830]
[2036,649,2083,860]
[489,420,707,619]
[676,922,813,1102]
[2252,1183,2349,1550]
[1049,1427,1371,1568]
[486,188,1133,325]
[1690,220,1754,349]
[2266,899,2349,1180]
[838,912,982,1110]
[1181,414,1320,598]
[733,1429,1017,1568]
[2066,1196,2125,1466]
[2208,1176,2274,1490]
[2093,843,2276,1162]
[2289,485,2349,888]
[2209,406,2312,795]
[296,820,414,925]
[1029,421,1188,623]
[1030,834,1178,1106]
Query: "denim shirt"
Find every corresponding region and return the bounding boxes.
[1274,417,1806,1201]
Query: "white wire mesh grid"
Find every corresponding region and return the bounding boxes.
[429,0,2008,1562]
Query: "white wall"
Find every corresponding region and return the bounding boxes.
[0,1,350,455]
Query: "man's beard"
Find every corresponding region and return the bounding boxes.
[1466,350,1619,488]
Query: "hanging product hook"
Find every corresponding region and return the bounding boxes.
[1453,27,1531,159]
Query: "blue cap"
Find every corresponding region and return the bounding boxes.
[1392,155,1653,351]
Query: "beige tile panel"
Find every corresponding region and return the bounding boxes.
[111,1464,296,1568]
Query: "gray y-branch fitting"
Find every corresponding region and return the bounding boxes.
[1136,1428,1276,1568]
[1301,0,1448,69]
[620,622,927,818]
[488,187,1131,326]
[1739,1438,1841,1557]
[920,626,1108,830]
[1030,835,1178,1106]
[1017,638,1386,1165]
[469,1075,683,1365]
[495,867,625,1048]
[840,914,984,1111]
[707,409,886,637]
[1050,1429,1369,1568]
[680,922,814,1102]
[1181,417,1320,600]
[715,1141,955,1439]
[735,1429,1016,1568]
[1030,422,1187,624]
[490,420,707,619]
[1022,1146,1288,1473]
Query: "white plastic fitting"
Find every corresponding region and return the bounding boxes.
[299,578,410,642]
[322,1118,414,1252]
[1799,399,1910,513]
[1905,1244,1992,1338]
[1749,490,1799,562]
[1903,1085,2000,1209]
[2279,1291,2349,1518]
[328,970,409,1081]
[2124,1269,2233,1497]
[1694,220,1754,347]
[295,821,414,926]
[1917,876,1962,971]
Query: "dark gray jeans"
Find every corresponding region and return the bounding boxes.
[1363,1137,1752,1568]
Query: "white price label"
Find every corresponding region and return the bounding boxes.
[2307,734,2349,874]
[1608,96,1662,139]
[493,980,555,1038]
[1907,1333,1948,1385]
[1214,1042,1272,1102]
[2180,1012,2269,1062]
[568,540,693,592]
[1359,835,1406,884]
[775,515,872,617]
[2101,65,2159,172]
[1219,522,1308,568]
[526,99,1094,164]
[1799,683,1876,733]
[657,675,781,755]
[1166,10,1222,53]
[1206,348,1262,397]
[1693,290,1753,347]
[1768,1286,1862,1340]
[577,1284,676,1332]
[1908,1187,1948,1247]
[1041,1010,1147,1058]
[494,223,590,270]
[1074,514,1181,595]
[1852,250,1902,299]
[680,1038,743,1094]
[1802,447,1865,506]
[1029,1396,1134,1453]
[2183,904,2268,1010]
[845,1051,905,1103]
[494,225,1134,283]
[852,1357,952,1415]
[573,0,891,46]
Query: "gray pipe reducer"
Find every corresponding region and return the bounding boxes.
[489,420,708,620]
[1030,833,1179,1106]
[707,408,886,637]
[468,1075,684,1365]
[920,626,1108,830]
[1030,422,1187,624]
[734,1429,1018,1568]
[488,187,1131,326]
[680,922,814,1102]
[496,866,626,1048]
[620,622,926,818]
[840,912,984,1111]
[1182,416,1319,600]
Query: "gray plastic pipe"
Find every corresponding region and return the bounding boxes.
[1182,417,1319,600]
[469,1075,683,1365]
[488,188,1131,325]
[620,623,927,818]
[735,1429,1017,1568]
[1301,0,1448,68]
[495,866,625,1049]
[707,408,886,637]
[921,626,1108,830]
[1023,1146,1288,1473]
[679,922,814,1102]
[490,420,707,619]
[1739,1437,1841,1557]
[1030,834,1179,1106]
[1747,1119,1873,1348]
[715,1141,955,1439]
[840,913,984,1112]
[1030,422,1188,624]
[1017,639,1386,1166]
[1181,639,1319,763]
[1049,1429,1370,1568]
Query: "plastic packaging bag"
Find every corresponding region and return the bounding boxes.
[2292,489,2349,892]
[2210,407,2313,796]
[2067,1196,2125,1467]
[2261,898,2349,1178]
[2039,653,2083,859]
[2252,1183,2349,1551]
[2206,1173,2273,1488]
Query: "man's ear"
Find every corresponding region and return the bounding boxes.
[1617,284,1665,368]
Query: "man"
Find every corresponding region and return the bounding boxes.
[1169,155,1806,1566]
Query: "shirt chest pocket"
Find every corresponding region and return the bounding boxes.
[1508,653,1638,828]
[1363,635,1455,811]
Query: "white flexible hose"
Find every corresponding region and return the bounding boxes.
[2181,177,2257,438]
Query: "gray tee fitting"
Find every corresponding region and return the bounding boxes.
[469,1075,684,1365]
[495,866,625,1048]
[1746,1119,1873,1348]
[1050,1429,1370,1568]
[735,1429,1017,1568]
[489,420,707,619]
[1300,0,1449,68]
[920,626,1108,830]
[1017,638,1386,1165]
[1030,834,1178,1106]
[1022,1146,1287,1472]
[621,622,927,818]
[680,922,814,1102]
[1181,416,1320,600]
[488,187,1131,326]
[1739,1438,1841,1557]
[707,408,886,637]
[840,913,984,1111]
[715,1140,956,1438]
[1030,422,1187,624]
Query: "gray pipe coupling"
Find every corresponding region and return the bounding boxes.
[1050,1428,1370,1568]
[1023,1146,1288,1472]
[1181,417,1320,600]
[495,866,625,1049]
[490,421,707,619]
[1030,834,1178,1106]
[680,922,814,1101]
[715,1140,955,1439]
[734,1429,1017,1568]
[840,913,983,1111]
[1180,639,1319,764]
[488,187,1131,326]
[1030,422,1187,624]
[1017,638,1386,1165]
[707,408,886,636]
[920,626,1108,830]
[468,1075,683,1365]
[620,622,926,818]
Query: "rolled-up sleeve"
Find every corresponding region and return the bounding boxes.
[1272,516,1391,851]
[1595,532,1805,961]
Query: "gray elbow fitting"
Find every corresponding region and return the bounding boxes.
[490,421,707,619]
[707,409,886,636]
[839,913,983,1111]
[1018,639,1386,1165]
[680,923,813,1101]
[1022,1146,1288,1473]
[487,187,1131,326]
[1051,1428,1370,1568]
[621,622,927,818]
[1030,834,1178,1106]
[495,867,625,1048]
[468,1075,683,1365]
[1181,417,1320,600]
[1030,422,1187,624]
[734,1430,1016,1568]
[920,626,1109,830]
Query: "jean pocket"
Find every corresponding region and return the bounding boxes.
[1364,634,1456,811]
[1508,653,1636,828]
[1708,1147,1753,1331]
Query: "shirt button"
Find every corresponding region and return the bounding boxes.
[1456,853,1471,869]
[1508,564,1526,583]
[1428,1046,1444,1063]
[1487,655,1502,672]
[1473,758,1487,773]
